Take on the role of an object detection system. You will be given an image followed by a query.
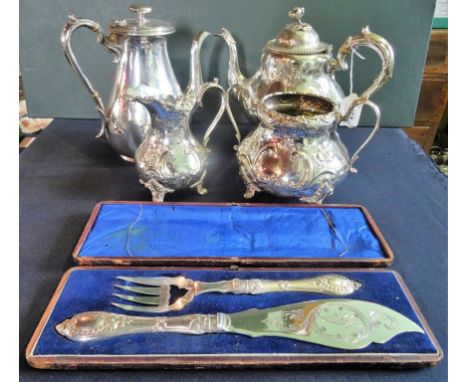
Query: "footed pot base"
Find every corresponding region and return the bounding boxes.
[140,179,174,202]
[236,124,348,204]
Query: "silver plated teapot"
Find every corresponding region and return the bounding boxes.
[126,32,225,202]
[62,5,185,161]
[218,7,394,203]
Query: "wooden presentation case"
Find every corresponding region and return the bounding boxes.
[72,202,394,268]
[26,266,442,369]
[26,202,442,370]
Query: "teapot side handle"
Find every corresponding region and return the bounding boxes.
[224,86,242,147]
[61,15,121,138]
[334,26,395,101]
[192,79,230,147]
[346,99,381,172]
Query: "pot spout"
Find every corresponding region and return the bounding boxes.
[216,28,246,88]
[185,31,210,97]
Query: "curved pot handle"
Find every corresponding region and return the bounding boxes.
[224,86,243,147]
[61,15,120,137]
[344,98,381,173]
[334,26,395,101]
[193,79,227,147]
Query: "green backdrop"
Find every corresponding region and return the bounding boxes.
[19,0,436,127]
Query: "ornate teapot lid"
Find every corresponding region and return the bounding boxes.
[265,7,331,55]
[109,4,175,37]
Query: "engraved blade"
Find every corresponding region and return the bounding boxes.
[226,299,424,350]
[115,284,161,296]
[113,293,160,306]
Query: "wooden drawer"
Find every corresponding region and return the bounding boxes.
[404,29,447,153]
[425,30,448,74]
[414,74,448,125]
[404,126,430,149]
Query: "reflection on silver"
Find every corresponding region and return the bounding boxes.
[61,5,185,161]
[218,7,394,203]
[126,31,226,201]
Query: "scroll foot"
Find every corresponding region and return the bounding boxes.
[140,179,173,202]
[300,181,334,204]
[238,162,259,199]
[191,171,208,195]
[244,185,256,199]
[196,183,208,195]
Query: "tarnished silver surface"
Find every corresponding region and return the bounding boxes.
[127,31,226,201]
[61,5,183,160]
[218,7,394,203]
[112,274,362,313]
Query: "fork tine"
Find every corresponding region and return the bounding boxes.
[115,284,161,296]
[113,293,160,306]
[116,276,175,286]
[112,302,169,313]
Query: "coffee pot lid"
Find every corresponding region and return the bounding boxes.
[265,7,331,55]
[109,4,175,37]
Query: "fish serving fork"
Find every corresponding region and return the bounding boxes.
[112,274,362,313]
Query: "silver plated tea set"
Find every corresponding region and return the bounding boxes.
[62,5,394,203]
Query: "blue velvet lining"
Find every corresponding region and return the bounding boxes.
[77,204,385,259]
[32,269,437,356]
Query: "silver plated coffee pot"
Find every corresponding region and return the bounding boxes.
[126,32,225,202]
[62,5,184,161]
[218,7,394,203]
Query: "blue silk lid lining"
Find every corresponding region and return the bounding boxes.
[32,269,437,356]
[77,204,385,259]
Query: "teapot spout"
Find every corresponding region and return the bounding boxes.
[216,28,246,89]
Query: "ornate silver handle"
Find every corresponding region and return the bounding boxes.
[56,311,225,342]
[194,80,227,147]
[335,26,395,101]
[61,15,120,137]
[197,274,361,296]
[345,99,381,172]
[330,27,391,170]
[224,87,243,146]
